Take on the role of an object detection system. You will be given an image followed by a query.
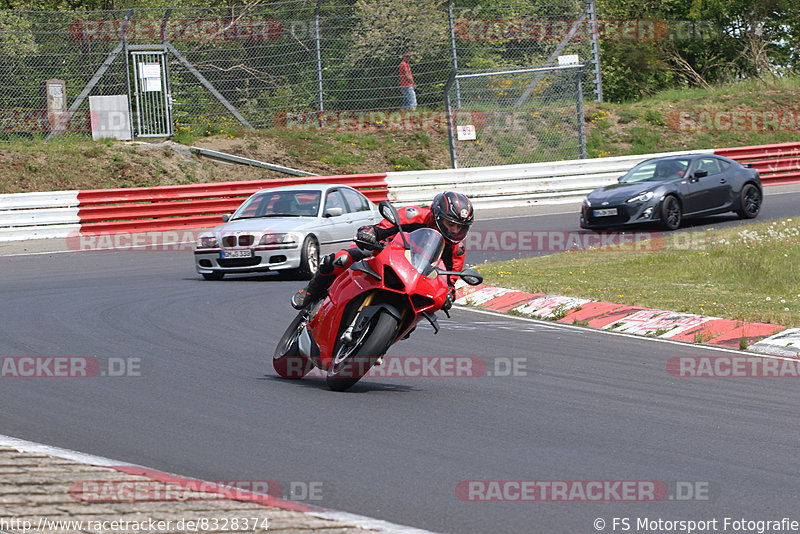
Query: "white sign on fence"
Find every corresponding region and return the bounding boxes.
[138,63,162,92]
[457,124,476,141]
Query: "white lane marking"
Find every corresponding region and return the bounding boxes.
[476,188,799,221]
[478,210,578,221]
[0,434,134,467]
[454,305,799,361]
[0,433,438,534]
[427,319,559,333]
[0,240,194,257]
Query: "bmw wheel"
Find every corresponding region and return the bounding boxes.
[297,236,320,279]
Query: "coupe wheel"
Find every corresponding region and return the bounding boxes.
[297,236,320,279]
[660,195,682,231]
[736,183,761,219]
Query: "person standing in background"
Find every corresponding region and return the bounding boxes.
[399,53,417,110]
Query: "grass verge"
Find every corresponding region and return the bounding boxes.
[585,76,800,157]
[474,218,800,327]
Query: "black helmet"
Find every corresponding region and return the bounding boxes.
[431,191,473,243]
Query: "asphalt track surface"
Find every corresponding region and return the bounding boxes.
[1,189,800,533]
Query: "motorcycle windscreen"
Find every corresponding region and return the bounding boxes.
[402,228,445,276]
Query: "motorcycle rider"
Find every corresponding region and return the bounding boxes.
[291,191,474,311]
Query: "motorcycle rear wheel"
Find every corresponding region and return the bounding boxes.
[326,310,398,392]
[273,311,314,379]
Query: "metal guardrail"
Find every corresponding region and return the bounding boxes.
[386,149,714,208]
[0,174,388,240]
[2,142,798,242]
[716,142,800,185]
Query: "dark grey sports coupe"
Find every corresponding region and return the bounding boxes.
[580,154,762,230]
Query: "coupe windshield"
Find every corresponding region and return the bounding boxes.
[232,191,321,219]
[620,159,690,183]
[405,228,445,276]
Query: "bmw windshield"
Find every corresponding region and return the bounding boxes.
[232,191,321,220]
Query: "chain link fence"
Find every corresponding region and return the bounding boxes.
[446,65,587,168]
[0,0,601,152]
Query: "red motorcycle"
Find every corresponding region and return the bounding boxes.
[273,201,483,391]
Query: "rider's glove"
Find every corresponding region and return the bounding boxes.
[442,286,456,312]
[356,226,378,249]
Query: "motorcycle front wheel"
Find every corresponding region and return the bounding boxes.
[273,310,314,379]
[326,310,398,392]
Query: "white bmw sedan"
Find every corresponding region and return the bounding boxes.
[194,184,380,280]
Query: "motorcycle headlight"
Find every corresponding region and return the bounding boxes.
[626,191,655,203]
[197,235,218,248]
[260,232,298,246]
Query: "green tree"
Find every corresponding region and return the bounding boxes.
[597,0,799,101]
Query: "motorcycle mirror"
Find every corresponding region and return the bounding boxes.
[459,269,483,286]
[378,200,410,249]
[378,200,399,224]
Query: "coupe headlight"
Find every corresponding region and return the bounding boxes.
[259,232,298,246]
[197,235,218,248]
[626,191,655,203]
[582,197,591,207]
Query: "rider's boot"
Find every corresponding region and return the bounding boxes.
[291,271,336,310]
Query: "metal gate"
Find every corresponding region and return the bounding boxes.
[129,47,173,137]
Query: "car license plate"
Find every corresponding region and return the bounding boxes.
[221,249,252,258]
[593,208,618,217]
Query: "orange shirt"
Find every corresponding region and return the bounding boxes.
[399,59,414,87]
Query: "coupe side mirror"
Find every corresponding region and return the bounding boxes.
[324,207,343,218]
[692,169,708,180]
[221,213,231,222]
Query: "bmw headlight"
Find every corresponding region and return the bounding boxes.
[626,191,655,203]
[259,232,298,246]
[197,234,218,248]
